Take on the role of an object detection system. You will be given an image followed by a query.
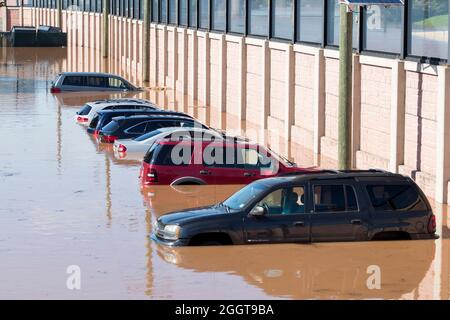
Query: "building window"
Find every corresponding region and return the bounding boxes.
[152,0,159,22]
[363,5,402,54]
[169,0,176,24]
[326,0,358,47]
[212,0,226,31]
[296,0,324,43]
[409,0,448,59]
[248,0,269,36]
[160,0,168,23]
[180,0,188,25]
[189,0,197,27]
[228,0,245,33]
[199,0,209,29]
[272,0,293,39]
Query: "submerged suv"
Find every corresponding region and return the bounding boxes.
[152,170,437,246]
[140,140,313,186]
[51,72,141,93]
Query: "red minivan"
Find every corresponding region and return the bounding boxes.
[140,139,316,186]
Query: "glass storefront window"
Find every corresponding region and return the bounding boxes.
[152,0,158,22]
[363,5,402,53]
[189,0,197,27]
[199,0,209,29]
[169,0,176,24]
[296,0,324,43]
[409,0,448,59]
[272,0,293,39]
[249,0,269,36]
[228,0,245,33]
[180,0,188,26]
[160,0,167,23]
[212,0,226,31]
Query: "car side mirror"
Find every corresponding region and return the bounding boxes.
[250,205,266,217]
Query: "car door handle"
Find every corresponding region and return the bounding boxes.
[199,170,210,175]
[293,221,305,227]
[351,219,362,225]
[244,172,255,177]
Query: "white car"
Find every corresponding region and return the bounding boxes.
[113,127,226,162]
[74,98,158,126]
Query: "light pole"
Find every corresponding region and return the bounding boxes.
[338,2,353,170]
[337,1,404,170]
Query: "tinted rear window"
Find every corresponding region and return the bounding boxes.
[366,184,427,212]
[102,120,120,133]
[77,104,92,116]
[144,144,192,166]
[62,76,85,86]
[89,115,99,128]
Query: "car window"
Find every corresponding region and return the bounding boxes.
[313,185,346,213]
[154,144,192,166]
[102,120,120,133]
[255,187,305,215]
[127,122,147,134]
[77,104,92,116]
[237,148,273,170]
[366,184,427,212]
[346,185,359,211]
[89,115,99,128]
[223,181,269,210]
[62,76,85,86]
[203,146,236,168]
[108,77,128,89]
[87,76,108,87]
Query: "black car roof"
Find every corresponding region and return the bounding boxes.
[111,114,197,121]
[96,109,187,115]
[260,170,411,186]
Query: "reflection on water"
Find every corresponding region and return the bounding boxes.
[0,46,449,299]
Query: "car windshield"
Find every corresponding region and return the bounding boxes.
[134,129,163,142]
[222,181,269,211]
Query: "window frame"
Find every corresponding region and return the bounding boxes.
[312,182,360,214]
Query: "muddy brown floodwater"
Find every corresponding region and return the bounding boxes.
[1,46,450,299]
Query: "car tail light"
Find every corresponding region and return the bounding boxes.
[102,135,118,143]
[146,169,158,183]
[50,87,61,93]
[428,214,436,233]
[77,116,88,123]
[117,144,127,153]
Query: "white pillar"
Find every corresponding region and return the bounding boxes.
[260,40,270,145]
[189,30,198,104]
[389,60,406,173]
[352,54,362,169]
[238,36,247,128]
[435,66,450,204]
[284,44,295,156]
[313,49,325,166]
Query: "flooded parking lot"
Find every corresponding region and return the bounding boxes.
[1,46,450,299]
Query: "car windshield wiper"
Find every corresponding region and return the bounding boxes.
[216,202,231,212]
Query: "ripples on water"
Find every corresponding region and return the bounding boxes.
[0,47,448,299]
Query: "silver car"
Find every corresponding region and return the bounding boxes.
[50,72,141,93]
